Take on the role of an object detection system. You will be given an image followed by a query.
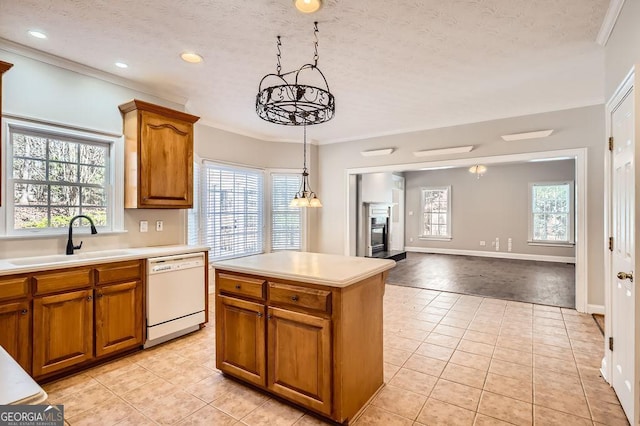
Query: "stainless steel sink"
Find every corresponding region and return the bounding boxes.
[7,249,140,266]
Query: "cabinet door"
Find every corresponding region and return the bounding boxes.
[216,295,266,386]
[33,289,94,377]
[95,281,143,358]
[0,301,31,372]
[139,111,193,208]
[267,307,332,415]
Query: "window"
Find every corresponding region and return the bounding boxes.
[529,182,574,244]
[202,162,264,261]
[420,186,451,239]
[5,121,117,234]
[271,173,303,251]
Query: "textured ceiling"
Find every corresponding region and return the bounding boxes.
[0,0,609,144]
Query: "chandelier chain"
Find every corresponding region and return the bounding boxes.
[313,21,319,67]
[276,36,282,75]
[303,124,308,171]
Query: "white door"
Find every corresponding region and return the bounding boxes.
[610,86,636,424]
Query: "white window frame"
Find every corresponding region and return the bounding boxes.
[419,185,452,240]
[267,170,307,252]
[1,117,124,237]
[528,181,575,246]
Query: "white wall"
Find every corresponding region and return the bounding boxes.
[404,160,575,258]
[315,105,605,305]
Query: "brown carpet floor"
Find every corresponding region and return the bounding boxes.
[386,252,576,308]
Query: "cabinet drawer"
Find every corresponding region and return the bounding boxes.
[268,282,331,313]
[96,261,142,285]
[217,273,265,300]
[0,276,29,302]
[33,268,94,295]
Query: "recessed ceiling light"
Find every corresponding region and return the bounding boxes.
[293,0,323,13]
[115,62,128,69]
[180,52,203,63]
[28,30,47,39]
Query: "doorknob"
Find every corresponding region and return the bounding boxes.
[617,271,634,282]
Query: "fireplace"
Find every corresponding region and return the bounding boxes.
[366,204,390,256]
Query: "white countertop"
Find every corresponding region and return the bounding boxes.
[0,245,209,276]
[0,345,47,405]
[212,251,395,288]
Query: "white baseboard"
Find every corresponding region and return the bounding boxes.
[404,246,576,264]
[587,304,605,315]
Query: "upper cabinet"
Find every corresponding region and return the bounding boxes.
[1,61,14,208]
[119,100,200,209]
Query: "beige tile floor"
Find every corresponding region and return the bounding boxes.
[44,285,629,425]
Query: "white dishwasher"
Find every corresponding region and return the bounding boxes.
[145,252,206,348]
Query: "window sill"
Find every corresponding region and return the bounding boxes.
[419,236,452,241]
[527,241,575,248]
[0,229,129,241]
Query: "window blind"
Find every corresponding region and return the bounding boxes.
[271,173,302,251]
[203,162,264,261]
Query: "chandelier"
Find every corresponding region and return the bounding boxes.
[257,22,333,208]
[256,22,335,126]
[290,124,322,207]
[469,164,487,179]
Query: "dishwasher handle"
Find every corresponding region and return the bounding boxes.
[148,252,205,274]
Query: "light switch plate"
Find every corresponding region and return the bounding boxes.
[139,221,148,232]
[156,220,163,232]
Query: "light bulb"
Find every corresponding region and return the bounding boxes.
[293,0,322,13]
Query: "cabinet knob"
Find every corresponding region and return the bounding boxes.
[235,284,241,290]
[96,293,104,298]
[291,295,299,302]
[267,314,272,320]
[87,296,93,301]
[20,309,28,315]
[257,312,263,318]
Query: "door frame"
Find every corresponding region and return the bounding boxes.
[602,66,638,426]
[344,147,588,312]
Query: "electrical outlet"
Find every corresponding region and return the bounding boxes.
[156,220,163,232]
[408,211,414,216]
[409,237,414,242]
[139,221,148,233]
[480,240,486,246]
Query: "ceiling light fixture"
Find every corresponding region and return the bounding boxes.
[413,145,474,157]
[256,22,335,126]
[181,52,203,63]
[28,30,47,39]
[501,129,554,141]
[293,0,323,14]
[290,124,322,208]
[361,148,394,157]
[469,164,487,179]
[115,62,128,69]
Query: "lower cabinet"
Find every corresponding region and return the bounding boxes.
[32,289,94,377]
[267,306,332,415]
[216,270,385,423]
[216,295,266,386]
[0,300,31,372]
[95,280,143,358]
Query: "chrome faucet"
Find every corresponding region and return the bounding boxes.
[66,215,98,255]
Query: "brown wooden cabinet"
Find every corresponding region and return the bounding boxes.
[32,289,94,377]
[215,270,386,424]
[119,99,200,209]
[27,260,144,379]
[0,300,30,372]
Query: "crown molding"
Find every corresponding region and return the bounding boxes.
[596,0,626,46]
[0,38,188,106]
[195,117,318,145]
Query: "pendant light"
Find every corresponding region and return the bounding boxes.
[290,124,322,208]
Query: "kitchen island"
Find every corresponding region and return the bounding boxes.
[212,251,395,424]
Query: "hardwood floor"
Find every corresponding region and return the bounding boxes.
[386,253,576,308]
